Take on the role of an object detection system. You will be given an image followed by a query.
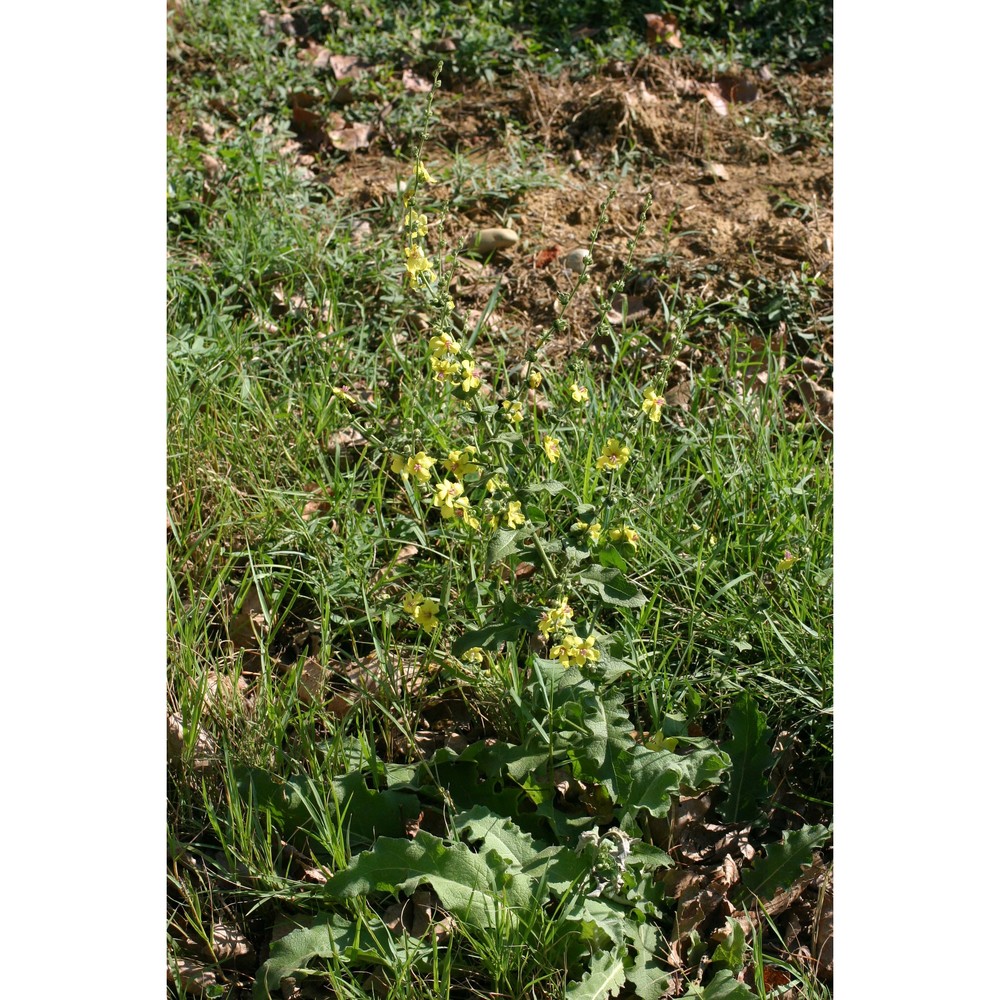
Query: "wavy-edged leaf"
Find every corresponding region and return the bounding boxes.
[487,527,528,563]
[680,968,756,999]
[735,824,831,907]
[625,921,673,1000]
[453,805,545,868]
[620,747,730,818]
[452,621,524,656]
[253,912,429,999]
[323,831,530,929]
[580,565,647,608]
[718,691,774,823]
[565,948,628,1000]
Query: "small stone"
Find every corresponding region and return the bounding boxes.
[562,248,592,273]
[462,227,519,257]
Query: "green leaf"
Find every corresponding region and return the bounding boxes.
[735,824,831,907]
[452,621,524,656]
[580,565,647,608]
[323,830,531,930]
[525,479,568,495]
[235,768,420,850]
[680,969,756,999]
[710,918,747,973]
[487,527,529,563]
[619,747,730,818]
[718,691,774,823]
[625,921,674,1000]
[253,912,426,999]
[565,948,628,1000]
[453,805,545,868]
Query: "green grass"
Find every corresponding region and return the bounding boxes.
[168,2,832,997]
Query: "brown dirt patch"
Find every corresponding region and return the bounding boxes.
[313,55,831,369]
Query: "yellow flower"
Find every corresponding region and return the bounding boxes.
[486,475,508,494]
[528,371,543,388]
[391,453,408,477]
[641,387,666,423]
[596,438,630,472]
[455,358,482,394]
[413,597,440,634]
[541,434,560,463]
[413,161,434,184]
[608,524,639,550]
[538,597,574,638]
[442,447,478,479]
[433,479,465,509]
[461,646,485,665]
[572,520,602,544]
[404,244,436,287]
[502,400,524,424]
[429,332,460,358]
[550,633,599,669]
[449,496,480,530]
[406,452,436,482]
[431,356,462,379]
[570,382,589,403]
[504,501,526,529]
[776,550,797,572]
[405,208,428,237]
[402,592,424,617]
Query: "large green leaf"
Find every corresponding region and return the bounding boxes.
[235,767,420,849]
[735,824,831,907]
[253,912,429,999]
[619,747,730,818]
[565,948,628,1000]
[580,565,647,608]
[625,921,674,1000]
[323,831,531,930]
[487,526,530,563]
[453,805,546,868]
[717,691,774,823]
[680,969,756,999]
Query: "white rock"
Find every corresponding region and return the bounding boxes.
[462,227,519,256]
[562,248,592,273]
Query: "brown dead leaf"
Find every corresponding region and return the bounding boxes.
[796,377,834,421]
[168,957,219,997]
[533,244,563,269]
[644,13,682,48]
[700,83,728,116]
[296,656,329,703]
[402,68,432,93]
[329,54,366,80]
[209,923,254,968]
[328,122,375,152]
[226,589,267,656]
[404,811,425,838]
[326,426,368,456]
[430,38,457,53]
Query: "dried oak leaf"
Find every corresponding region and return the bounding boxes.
[644,13,682,48]
[700,84,729,117]
[402,68,432,93]
[328,122,375,152]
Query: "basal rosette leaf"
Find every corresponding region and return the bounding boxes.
[564,948,628,1000]
[322,830,531,930]
[619,746,731,819]
[735,824,831,907]
[717,691,774,823]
